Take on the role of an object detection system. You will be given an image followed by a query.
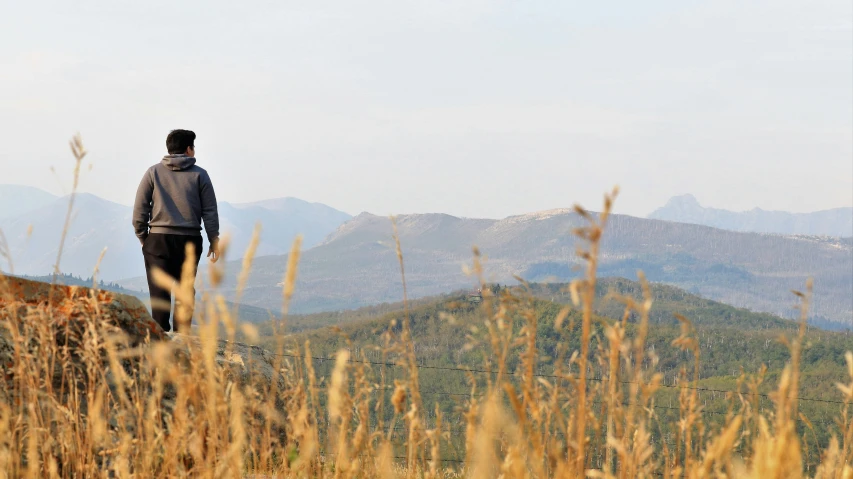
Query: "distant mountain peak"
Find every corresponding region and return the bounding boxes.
[345,212,385,224]
[665,194,702,208]
[650,195,853,237]
[501,208,574,225]
[0,185,58,220]
[396,212,461,223]
[529,208,574,218]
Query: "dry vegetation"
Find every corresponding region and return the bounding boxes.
[0,138,851,478]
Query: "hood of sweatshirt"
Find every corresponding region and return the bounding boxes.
[161,154,197,171]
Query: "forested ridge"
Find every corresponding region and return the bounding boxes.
[256,279,851,462]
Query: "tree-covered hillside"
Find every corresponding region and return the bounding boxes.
[257,281,850,462]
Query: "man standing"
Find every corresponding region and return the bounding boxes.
[132,129,220,333]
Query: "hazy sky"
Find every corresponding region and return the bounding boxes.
[1,1,851,219]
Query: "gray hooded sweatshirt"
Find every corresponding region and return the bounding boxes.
[132,154,219,244]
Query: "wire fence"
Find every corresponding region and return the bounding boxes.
[217,340,847,472]
[262,348,847,406]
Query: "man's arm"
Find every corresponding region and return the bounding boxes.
[199,171,220,261]
[132,170,154,244]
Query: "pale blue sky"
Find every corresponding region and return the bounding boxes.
[1,0,851,218]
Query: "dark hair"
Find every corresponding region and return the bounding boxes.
[166,129,196,154]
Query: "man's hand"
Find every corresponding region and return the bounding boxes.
[207,238,220,263]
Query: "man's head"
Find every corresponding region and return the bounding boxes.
[166,129,196,156]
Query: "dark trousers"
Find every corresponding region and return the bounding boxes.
[142,233,203,332]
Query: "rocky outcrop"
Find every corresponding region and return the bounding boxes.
[0,275,282,396]
[0,275,165,387]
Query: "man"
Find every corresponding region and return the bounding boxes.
[132,129,220,333]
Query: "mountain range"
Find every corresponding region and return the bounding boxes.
[0,185,351,281]
[5,184,851,328]
[650,194,853,237]
[117,208,852,329]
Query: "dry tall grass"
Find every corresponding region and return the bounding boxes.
[0,138,851,478]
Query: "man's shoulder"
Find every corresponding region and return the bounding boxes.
[188,164,211,178]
